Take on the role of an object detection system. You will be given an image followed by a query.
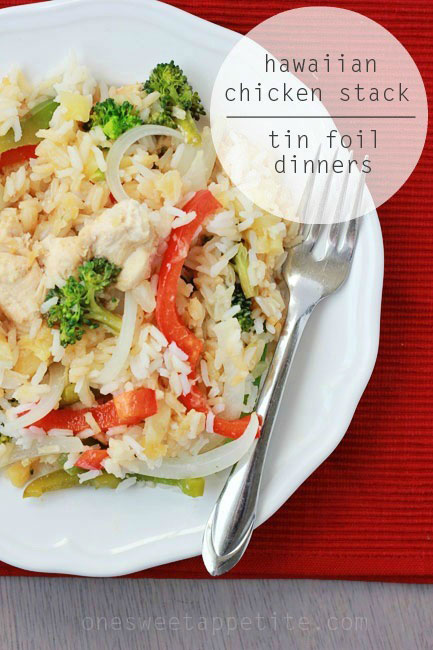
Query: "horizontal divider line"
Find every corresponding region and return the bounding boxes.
[226,115,417,119]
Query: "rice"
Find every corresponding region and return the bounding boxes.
[0,57,297,488]
[50,329,64,362]
[254,317,264,334]
[116,476,137,491]
[84,412,101,434]
[37,443,61,454]
[40,296,59,314]
[169,371,182,397]
[31,362,48,386]
[180,374,191,395]
[223,304,241,320]
[76,428,95,440]
[266,322,276,334]
[47,428,74,438]
[171,210,196,229]
[200,360,211,387]
[63,452,80,469]
[78,469,101,483]
[205,411,215,433]
[106,425,128,437]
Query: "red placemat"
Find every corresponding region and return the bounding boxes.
[0,0,432,581]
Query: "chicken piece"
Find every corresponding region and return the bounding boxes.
[0,210,23,242]
[0,253,44,331]
[41,235,84,289]
[79,199,157,291]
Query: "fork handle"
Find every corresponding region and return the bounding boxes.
[202,303,313,576]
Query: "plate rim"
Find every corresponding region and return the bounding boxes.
[0,0,384,576]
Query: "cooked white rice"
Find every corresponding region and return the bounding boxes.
[0,56,298,488]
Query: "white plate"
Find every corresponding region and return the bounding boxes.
[0,0,383,576]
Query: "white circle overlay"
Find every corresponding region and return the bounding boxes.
[210,7,428,223]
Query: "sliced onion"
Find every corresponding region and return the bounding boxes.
[106,125,184,202]
[3,363,65,434]
[174,127,216,192]
[97,292,137,385]
[0,436,85,469]
[172,142,196,177]
[126,413,259,479]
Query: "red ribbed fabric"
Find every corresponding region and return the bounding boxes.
[0,0,432,581]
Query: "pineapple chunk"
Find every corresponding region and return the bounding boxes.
[59,91,92,122]
[156,170,182,203]
[14,348,40,376]
[6,460,35,488]
[248,214,284,256]
[21,324,52,361]
[14,324,52,375]
[83,150,105,182]
[51,191,82,235]
[140,401,171,459]
[0,334,13,367]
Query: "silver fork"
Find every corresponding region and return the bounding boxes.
[202,152,366,576]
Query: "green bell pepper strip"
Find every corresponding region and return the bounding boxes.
[23,469,205,498]
[60,383,80,407]
[0,98,59,155]
[23,470,122,497]
[23,469,80,497]
[131,474,205,497]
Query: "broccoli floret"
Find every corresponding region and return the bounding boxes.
[233,244,256,299]
[85,98,142,140]
[44,258,122,347]
[232,284,254,333]
[143,61,205,145]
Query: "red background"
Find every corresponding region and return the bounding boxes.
[0,0,432,581]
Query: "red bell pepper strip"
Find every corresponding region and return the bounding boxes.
[155,189,258,439]
[156,189,221,370]
[180,384,255,439]
[113,388,157,425]
[0,144,37,169]
[33,387,157,434]
[32,400,115,433]
[75,449,109,471]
